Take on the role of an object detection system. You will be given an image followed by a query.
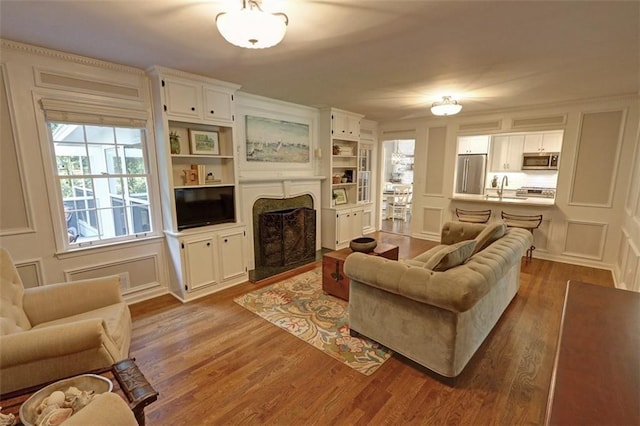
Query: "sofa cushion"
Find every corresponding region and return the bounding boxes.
[424,240,477,271]
[473,222,507,255]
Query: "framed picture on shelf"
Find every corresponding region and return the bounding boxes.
[189,130,219,155]
[333,188,348,205]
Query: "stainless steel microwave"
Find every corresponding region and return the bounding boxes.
[522,152,560,170]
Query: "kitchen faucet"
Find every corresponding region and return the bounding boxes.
[497,175,509,199]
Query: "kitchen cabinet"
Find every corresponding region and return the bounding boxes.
[458,135,489,154]
[524,131,563,153]
[490,135,524,171]
[322,206,364,249]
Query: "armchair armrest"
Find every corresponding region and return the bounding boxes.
[0,318,118,368]
[23,275,122,326]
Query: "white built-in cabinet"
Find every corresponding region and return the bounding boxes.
[163,76,234,122]
[148,66,248,302]
[458,135,489,154]
[319,107,367,249]
[490,135,524,171]
[180,234,218,291]
[523,131,563,153]
[322,206,364,249]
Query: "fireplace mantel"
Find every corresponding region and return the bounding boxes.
[239,175,325,183]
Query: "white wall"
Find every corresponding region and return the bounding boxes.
[379,95,639,282]
[0,40,168,303]
[616,115,640,291]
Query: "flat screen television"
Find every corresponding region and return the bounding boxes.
[175,186,236,230]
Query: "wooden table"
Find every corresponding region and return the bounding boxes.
[322,243,399,301]
[544,281,640,425]
[0,359,158,426]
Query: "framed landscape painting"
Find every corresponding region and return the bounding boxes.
[245,115,310,163]
[189,130,219,155]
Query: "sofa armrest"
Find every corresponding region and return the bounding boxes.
[0,318,118,368]
[23,276,122,326]
[440,221,486,245]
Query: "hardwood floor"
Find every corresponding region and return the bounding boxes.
[129,232,614,425]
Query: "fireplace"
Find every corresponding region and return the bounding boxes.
[252,194,317,277]
[259,207,316,267]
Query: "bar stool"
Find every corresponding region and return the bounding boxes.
[501,211,543,262]
[455,208,492,224]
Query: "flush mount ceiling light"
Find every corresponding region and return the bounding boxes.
[216,0,289,49]
[430,96,463,116]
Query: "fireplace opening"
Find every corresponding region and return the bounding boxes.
[259,207,315,267]
[251,194,320,282]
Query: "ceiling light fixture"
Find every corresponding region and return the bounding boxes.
[430,96,463,116]
[216,0,289,49]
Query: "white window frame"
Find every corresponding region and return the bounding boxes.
[34,95,163,253]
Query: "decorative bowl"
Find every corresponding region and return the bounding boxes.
[350,237,377,253]
[19,374,113,426]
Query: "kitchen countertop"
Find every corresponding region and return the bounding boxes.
[451,194,556,206]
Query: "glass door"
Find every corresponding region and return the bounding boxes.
[358,144,372,203]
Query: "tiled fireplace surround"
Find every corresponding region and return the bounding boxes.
[239,177,323,272]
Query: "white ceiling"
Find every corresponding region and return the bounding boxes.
[1,0,638,121]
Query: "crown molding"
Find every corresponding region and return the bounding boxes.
[147,65,241,90]
[0,39,145,75]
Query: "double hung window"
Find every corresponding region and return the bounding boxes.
[47,121,154,248]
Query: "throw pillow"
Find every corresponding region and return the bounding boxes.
[473,222,507,255]
[424,239,477,272]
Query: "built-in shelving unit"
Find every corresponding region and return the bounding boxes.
[148,66,247,302]
[319,108,366,249]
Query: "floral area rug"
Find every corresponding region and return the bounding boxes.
[234,267,392,375]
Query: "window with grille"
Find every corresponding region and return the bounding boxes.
[48,122,153,247]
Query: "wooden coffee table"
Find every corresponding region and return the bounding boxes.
[0,358,158,426]
[322,243,399,301]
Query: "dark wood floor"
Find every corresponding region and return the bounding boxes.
[129,231,614,425]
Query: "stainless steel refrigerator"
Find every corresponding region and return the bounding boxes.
[456,154,486,194]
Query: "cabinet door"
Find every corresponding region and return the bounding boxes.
[362,204,374,234]
[164,78,201,119]
[204,88,233,122]
[490,135,509,171]
[541,132,563,152]
[219,229,246,281]
[459,135,489,154]
[506,135,524,170]
[336,210,352,246]
[350,207,364,239]
[332,112,349,137]
[182,236,217,291]
[523,134,543,152]
[347,116,360,139]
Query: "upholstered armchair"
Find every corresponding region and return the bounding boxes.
[0,248,131,394]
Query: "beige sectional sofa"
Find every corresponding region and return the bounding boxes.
[0,248,131,393]
[343,221,532,379]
